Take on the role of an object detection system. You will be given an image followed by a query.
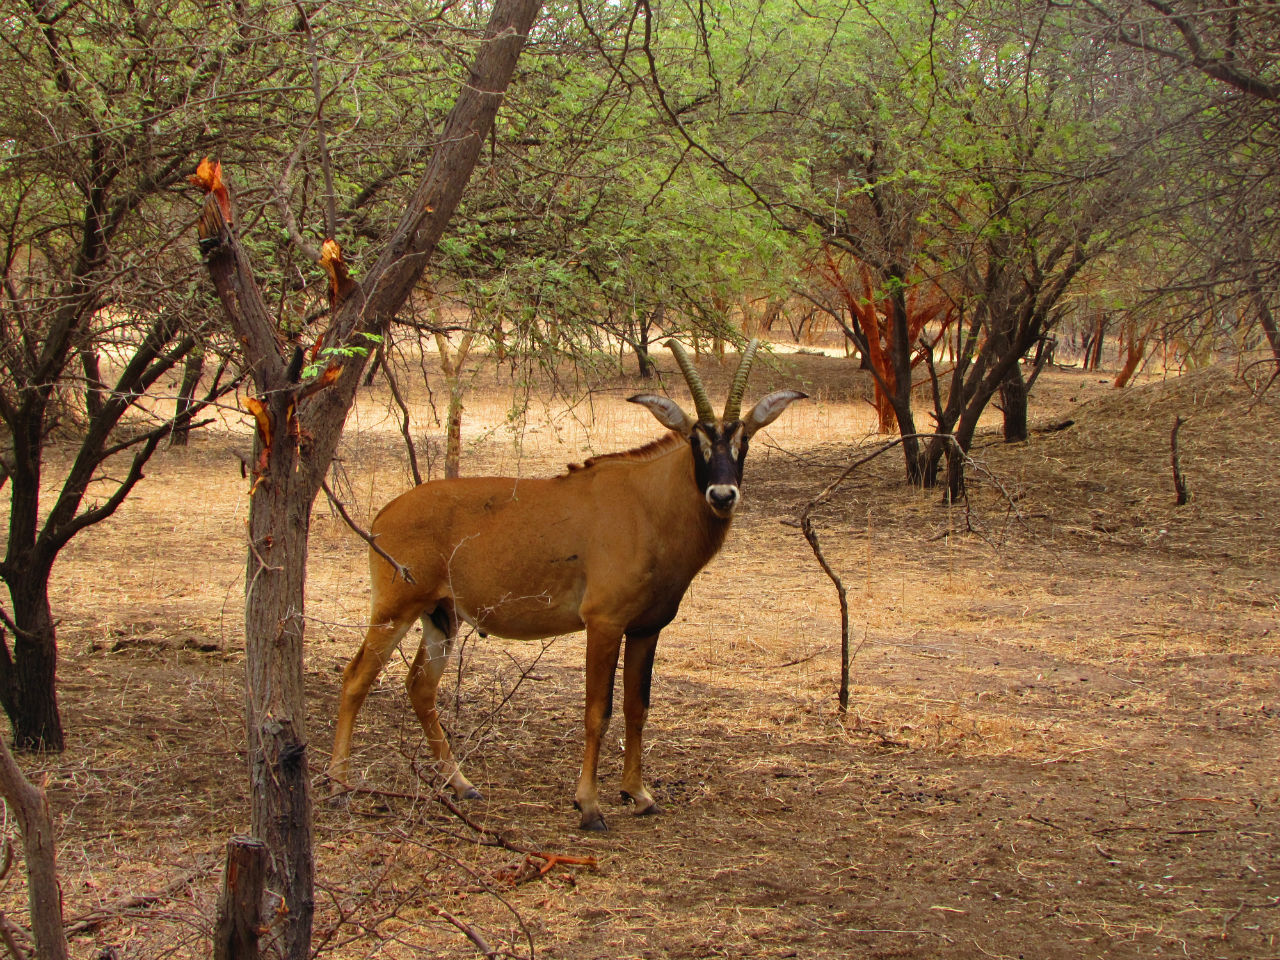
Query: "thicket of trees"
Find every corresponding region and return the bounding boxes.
[0,0,1275,955]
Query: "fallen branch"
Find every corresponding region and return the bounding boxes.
[488,852,599,888]
[432,790,597,877]
[64,860,212,937]
[427,904,498,957]
[329,781,598,882]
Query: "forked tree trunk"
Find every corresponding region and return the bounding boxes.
[435,331,474,480]
[193,4,542,956]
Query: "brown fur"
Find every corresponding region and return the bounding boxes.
[329,433,729,829]
[564,431,686,473]
[328,383,805,831]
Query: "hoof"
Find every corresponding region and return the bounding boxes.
[574,800,608,832]
[456,786,483,801]
[620,791,659,817]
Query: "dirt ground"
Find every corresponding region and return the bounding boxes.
[5,348,1278,959]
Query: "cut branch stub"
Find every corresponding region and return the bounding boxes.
[666,339,715,422]
[243,397,273,449]
[188,157,232,227]
[319,239,356,310]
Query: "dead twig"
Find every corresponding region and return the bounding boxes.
[381,356,424,487]
[320,478,415,583]
[1241,356,1280,413]
[426,904,499,957]
[1171,415,1189,505]
[798,434,945,713]
[0,911,29,960]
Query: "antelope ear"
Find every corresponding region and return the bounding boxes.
[628,394,695,436]
[743,390,807,437]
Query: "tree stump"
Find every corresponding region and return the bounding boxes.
[214,837,268,960]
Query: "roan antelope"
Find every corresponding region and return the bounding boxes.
[328,339,805,830]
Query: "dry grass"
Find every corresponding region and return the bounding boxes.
[1,348,1277,959]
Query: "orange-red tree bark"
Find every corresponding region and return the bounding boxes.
[817,248,954,433]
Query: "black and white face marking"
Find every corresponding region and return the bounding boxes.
[691,421,749,518]
[628,388,808,519]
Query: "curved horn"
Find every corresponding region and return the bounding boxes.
[666,339,716,422]
[722,338,760,422]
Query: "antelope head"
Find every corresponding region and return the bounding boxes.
[629,339,807,519]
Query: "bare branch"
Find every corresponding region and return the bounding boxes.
[320,479,416,583]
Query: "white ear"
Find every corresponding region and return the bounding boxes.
[628,394,695,435]
[743,390,807,437]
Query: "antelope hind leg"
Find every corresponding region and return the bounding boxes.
[406,609,481,800]
[329,611,419,793]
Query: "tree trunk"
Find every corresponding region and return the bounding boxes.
[1244,267,1280,358]
[1000,361,1029,442]
[171,345,205,447]
[444,392,464,479]
[243,441,314,960]
[885,281,924,483]
[0,703,68,960]
[435,330,474,480]
[635,346,655,379]
[1260,305,1280,359]
[1085,312,1107,371]
[873,386,897,434]
[634,305,662,379]
[1,573,64,753]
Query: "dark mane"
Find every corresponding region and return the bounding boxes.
[563,431,685,474]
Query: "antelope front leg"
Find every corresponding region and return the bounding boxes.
[575,622,623,831]
[620,632,659,816]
